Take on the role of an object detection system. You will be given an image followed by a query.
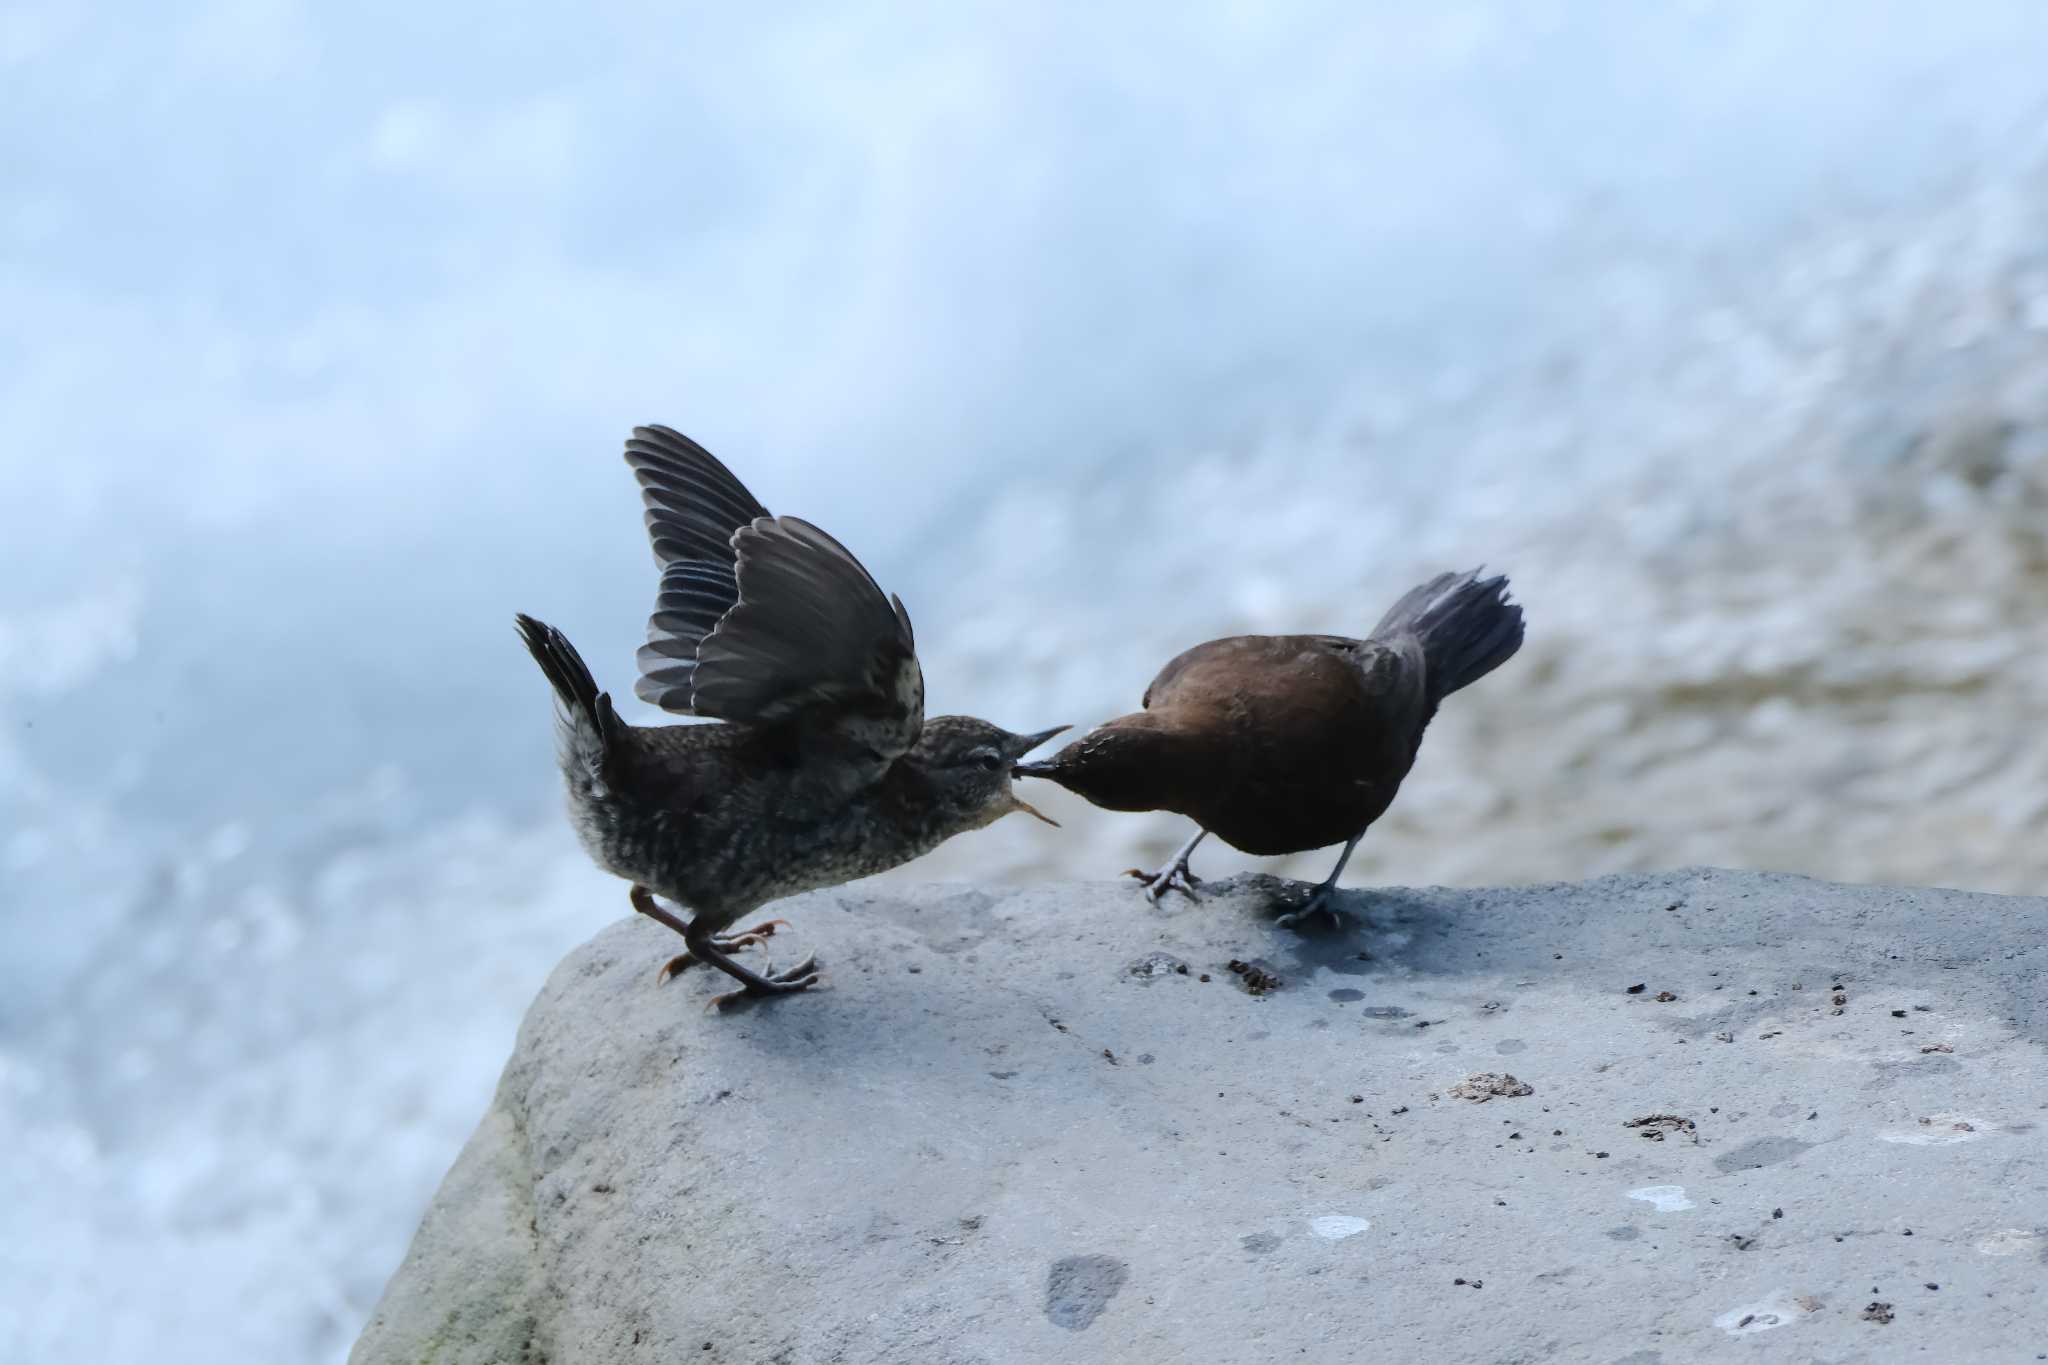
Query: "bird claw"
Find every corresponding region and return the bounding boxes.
[706,956,822,1011]
[656,918,790,982]
[1276,886,1343,931]
[1123,862,1202,904]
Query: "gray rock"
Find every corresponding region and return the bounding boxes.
[351,869,2048,1364]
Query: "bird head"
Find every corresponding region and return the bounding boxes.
[913,717,1068,833]
[1011,722,1176,812]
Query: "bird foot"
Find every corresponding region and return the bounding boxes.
[1276,885,1344,931]
[657,919,790,982]
[707,956,822,1011]
[1123,860,1202,904]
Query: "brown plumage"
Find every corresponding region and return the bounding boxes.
[1015,569,1523,925]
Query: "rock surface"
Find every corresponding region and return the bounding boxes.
[351,869,2048,1364]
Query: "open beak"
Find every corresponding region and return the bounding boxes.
[1008,724,1069,781]
[1009,724,1069,757]
[1003,726,1068,825]
[1008,792,1061,827]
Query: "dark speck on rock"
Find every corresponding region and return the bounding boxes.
[1126,952,1190,982]
[1714,1136,1813,1173]
[1045,1255,1130,1331]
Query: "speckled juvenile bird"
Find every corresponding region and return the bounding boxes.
[516,425,1065,1007]
[1015,569,1523,927]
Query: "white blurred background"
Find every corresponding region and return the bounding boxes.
[6,2,2048,1359]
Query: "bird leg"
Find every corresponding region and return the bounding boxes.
[630,885,789,982]
[1276,831,1365,930]
[683,917,821,1011]
[1124,828,1209,904]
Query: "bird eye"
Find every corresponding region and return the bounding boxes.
[975,752,1004,771]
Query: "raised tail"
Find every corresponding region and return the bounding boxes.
[515,613,620,773]
[1368,569,1524,700]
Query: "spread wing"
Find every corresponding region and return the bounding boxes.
[692,516,923,759]
[622,426,925,768]
[625,425,770,710]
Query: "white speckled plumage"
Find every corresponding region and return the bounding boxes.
[515,426,1063,1001]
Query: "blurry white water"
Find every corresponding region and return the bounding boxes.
[5,3,2048,1361]
[916,160,2048,895]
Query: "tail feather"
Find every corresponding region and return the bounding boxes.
[515,614,620,767]
[1369,569,1524,700]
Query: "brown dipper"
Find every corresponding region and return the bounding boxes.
[1014,569,1522,926]
[516,425,1065,1007]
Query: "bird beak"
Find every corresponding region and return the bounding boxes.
[1011,759,1056,780]
[1006,724,1070,759]
[1008,792,1061,827]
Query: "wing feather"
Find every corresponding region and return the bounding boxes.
[622,426,770,711]
[617,426,924,765]
[691,516,923,760]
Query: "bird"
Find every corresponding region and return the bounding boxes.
[515,425,1067,1007]
[1013,568,1523,927]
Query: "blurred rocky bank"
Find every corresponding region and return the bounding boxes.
[909,161,2048,899]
